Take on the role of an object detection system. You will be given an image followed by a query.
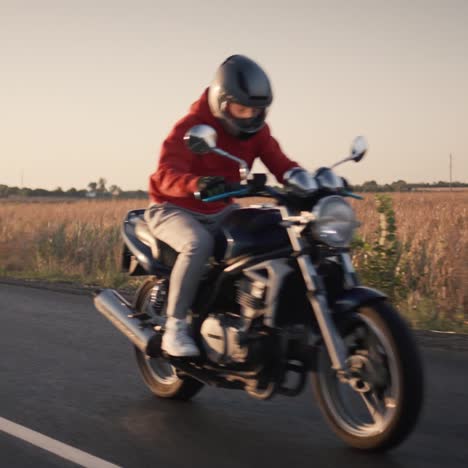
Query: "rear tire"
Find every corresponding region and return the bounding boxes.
[134,278,204,400]
[311,300,424,451]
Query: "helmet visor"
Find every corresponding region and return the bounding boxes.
[226,102,263,119]
[221,100,268,134]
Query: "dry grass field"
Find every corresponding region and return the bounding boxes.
[0,199,140,287]
[0,192,466,331]
[350,192,467,330]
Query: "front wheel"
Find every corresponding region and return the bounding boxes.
[312,300,424,451]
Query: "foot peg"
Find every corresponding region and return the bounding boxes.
[167,355,203,367]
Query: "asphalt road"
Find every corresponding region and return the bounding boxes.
[0,283,466,468]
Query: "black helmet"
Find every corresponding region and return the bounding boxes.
[208,55,273,138]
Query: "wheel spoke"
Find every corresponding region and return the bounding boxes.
[360,390,385,427]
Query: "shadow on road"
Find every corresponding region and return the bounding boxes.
[116,396,405,468]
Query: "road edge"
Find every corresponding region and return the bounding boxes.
[1,276,467,352]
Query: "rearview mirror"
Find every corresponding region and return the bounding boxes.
[184,125,251,183]
[350,136,368,162]
[183,125,217,154]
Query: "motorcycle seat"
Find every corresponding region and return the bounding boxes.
[121,209,175,276]
[121,209,228,277]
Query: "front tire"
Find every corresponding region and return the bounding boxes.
[312,300,424,451]
[134,278,204,400]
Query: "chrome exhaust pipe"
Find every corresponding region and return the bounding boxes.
[94,289,161,356]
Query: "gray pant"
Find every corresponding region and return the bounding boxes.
[144,202,239,319]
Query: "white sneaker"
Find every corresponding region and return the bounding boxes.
[161,317,200,357]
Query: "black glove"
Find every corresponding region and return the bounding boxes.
[196,176,227,198]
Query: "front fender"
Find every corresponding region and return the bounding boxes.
[333,286,387,315]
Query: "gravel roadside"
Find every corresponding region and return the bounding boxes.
[1,276,467,352]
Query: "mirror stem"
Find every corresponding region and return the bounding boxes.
[213,148,250,183]
[330,156,353,169]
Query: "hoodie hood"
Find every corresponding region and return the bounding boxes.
[189,89,220,125]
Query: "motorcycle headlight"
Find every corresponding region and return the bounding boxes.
[311,196,359,247]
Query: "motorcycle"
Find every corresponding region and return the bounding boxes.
[94,125,424,451]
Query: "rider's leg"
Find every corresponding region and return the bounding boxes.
[145,204,215,357]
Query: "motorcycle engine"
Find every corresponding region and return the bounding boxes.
[200,274,271,365]
[200,314,249,365]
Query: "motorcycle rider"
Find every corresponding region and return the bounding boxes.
[146,54,305,357]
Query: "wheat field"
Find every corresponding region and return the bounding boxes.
[0,192,466,330]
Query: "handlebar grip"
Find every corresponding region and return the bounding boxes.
[194,174,267,202]
[196,188,251,202]
[343,190,364,200]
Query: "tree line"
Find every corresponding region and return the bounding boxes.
[0,178,147,199]
[352,180,468,192]
[1,178,467,199]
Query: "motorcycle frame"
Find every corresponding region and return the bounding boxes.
[121,201,388,381]
[191,202,379,378]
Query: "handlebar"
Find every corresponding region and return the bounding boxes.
[342,191,364,200]
[196,177,363,203]
[198,188,251,202]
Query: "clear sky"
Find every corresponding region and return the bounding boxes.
[1,0,467,190]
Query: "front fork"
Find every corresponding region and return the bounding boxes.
[279,206,357,378]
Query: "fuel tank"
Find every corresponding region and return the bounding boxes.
[219,207,290,261]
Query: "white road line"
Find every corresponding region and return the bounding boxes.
[0,416,121,468]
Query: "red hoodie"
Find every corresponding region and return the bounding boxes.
[149,89,299,214]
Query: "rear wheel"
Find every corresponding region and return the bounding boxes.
[134,278,204,400]
[312,300,424,451]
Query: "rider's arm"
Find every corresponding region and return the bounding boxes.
[255,124,301,183]
[149,120,200,198]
